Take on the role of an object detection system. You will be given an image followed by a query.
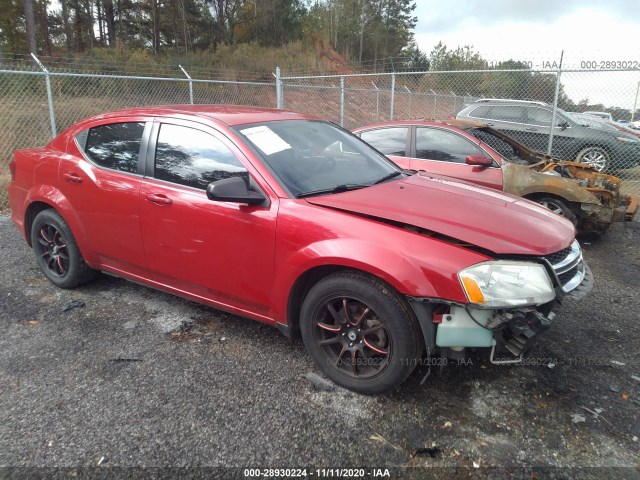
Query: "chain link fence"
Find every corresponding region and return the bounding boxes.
[279,68,640,195]
[0,62,277,211]
[2,59,640,211]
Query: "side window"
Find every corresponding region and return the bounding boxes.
[526,107,553,126]
[469,128,516,159]
[155,123,248,190]
[468,105,491,119]
[360,127,408,156]
[416,128,484,163]
[486,106,524,123]
[83,122,146,173]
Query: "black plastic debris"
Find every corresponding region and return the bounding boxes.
[410,447,442,458]
[63,300,85,312]
[303,372,335,392]
[109,358,142,362]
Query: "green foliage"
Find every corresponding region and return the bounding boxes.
[0,0,418,71]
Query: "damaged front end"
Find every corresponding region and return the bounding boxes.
[503,160,638,232]
[409,240,593,364]
[536,161,638,226]
[448,120,638,232]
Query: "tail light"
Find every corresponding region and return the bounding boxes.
[9,158,16,182]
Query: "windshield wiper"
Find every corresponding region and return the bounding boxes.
[296,184,367,198]
[373,170,403,184]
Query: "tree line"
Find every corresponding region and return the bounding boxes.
[0,0,418,67]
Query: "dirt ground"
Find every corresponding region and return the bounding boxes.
[0,214,639,478]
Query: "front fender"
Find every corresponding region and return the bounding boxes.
[502,163,600,204]
[272,236,486,324]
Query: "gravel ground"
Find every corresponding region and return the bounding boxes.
[0,214,639,477]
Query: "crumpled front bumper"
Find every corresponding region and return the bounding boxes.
[564,262,593,301]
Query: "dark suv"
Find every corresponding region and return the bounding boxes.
[455,99,640,172]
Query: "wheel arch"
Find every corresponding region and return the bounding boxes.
[284,264,423,339]
[22,187,97,264]
[25,201,56,246]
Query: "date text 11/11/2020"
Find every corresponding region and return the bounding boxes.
[243,468,391,477]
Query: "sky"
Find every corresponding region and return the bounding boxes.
[413,0,640,109]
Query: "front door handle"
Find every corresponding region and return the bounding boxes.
[525,127,539,131]
[64,172,83,184]
[145,193,173,206]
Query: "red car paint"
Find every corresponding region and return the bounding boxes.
[9,106,575,333]
[353,120,505,190]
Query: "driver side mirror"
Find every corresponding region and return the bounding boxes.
[559,121,570,130]
[465,155,493,167]
[206,176,266,205]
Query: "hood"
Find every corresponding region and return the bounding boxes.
[306,173,575,256]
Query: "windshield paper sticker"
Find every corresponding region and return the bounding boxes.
[241,126,291,155]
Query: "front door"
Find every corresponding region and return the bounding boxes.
[410,126,503,190]
[139,120,278,319]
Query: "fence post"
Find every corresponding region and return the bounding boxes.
[31,53,56,138]
[632,81,640,122]
[340,76,345,127]
[372,81,380,120]
[547,51,564,155]
[178,64,194,104]
[430,89,437,120]
[404,86,412,118]
[275,66,283,109]
[390,72,396,120]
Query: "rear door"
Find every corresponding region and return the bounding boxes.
[61,119,151,275]
[139,119,278,319]
[359,126,411,169]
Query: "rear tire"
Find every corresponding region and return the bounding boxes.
[31,209,97,289]
[300,271,423,394]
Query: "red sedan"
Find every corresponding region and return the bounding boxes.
[9,105,591,393]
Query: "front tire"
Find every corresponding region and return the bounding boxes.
[31,209,97,289]
[536,197,578,226]
[300,271,423,394]
[575,146,610,172]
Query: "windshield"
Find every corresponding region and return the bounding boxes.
[235,120,400,197]
[568,113,617,130]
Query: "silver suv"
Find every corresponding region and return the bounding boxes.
[455,99,640,172]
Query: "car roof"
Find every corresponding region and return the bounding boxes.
[353,119,484,132]
[83,104,318,127]
[471,98,550,107]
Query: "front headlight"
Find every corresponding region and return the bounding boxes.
[458,261,555,308]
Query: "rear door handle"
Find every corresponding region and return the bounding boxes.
[145,193,173,206]
[63,172,83,184]
[525,127,539,131]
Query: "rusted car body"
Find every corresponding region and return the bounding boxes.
[472,121,638,232]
